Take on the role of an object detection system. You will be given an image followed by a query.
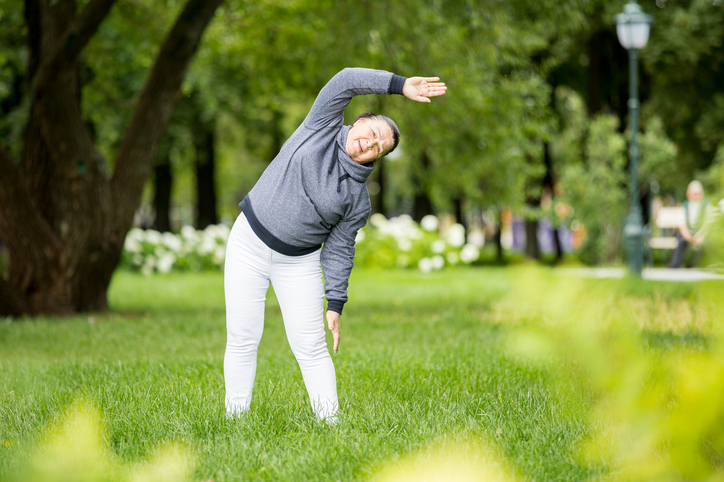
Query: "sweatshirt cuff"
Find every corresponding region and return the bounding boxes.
[326,299,345,315]
[388,75,406,95]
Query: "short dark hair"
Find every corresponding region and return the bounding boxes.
[354,112,400,158]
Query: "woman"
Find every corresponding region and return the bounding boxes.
[224,67,447,421]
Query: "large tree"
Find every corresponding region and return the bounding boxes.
[0,0,223,317]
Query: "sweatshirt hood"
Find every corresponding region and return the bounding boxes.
[336,125,375,183]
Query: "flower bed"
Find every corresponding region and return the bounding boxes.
[354,214,481,272]
[120,215,481,274]
[121,225,230,274]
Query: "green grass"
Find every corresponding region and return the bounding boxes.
[1,268,719,481]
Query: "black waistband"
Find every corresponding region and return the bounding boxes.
[239,197,322,256]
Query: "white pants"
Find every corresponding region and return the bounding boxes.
[223,213,338,420]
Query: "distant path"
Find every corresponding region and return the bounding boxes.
[561,267,724,282]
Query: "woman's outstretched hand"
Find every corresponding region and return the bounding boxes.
[326,311,341,353]
[403,77,447,103]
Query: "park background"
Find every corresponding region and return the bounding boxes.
[1,0,724,480]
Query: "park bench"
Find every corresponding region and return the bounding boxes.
[645,206,684,265]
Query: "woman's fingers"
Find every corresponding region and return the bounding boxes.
[327,312,341,353]
[403,77,447,102]
[425,83,447,97]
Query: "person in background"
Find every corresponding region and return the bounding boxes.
[669,180,711,268]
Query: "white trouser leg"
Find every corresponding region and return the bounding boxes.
[271,249,338,421]
[224,214,270,416]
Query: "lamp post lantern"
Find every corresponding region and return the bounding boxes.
[616,1,652,276]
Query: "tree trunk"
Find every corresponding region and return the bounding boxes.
[524,217,540,260]
[376,159,386,217]
[194,117,218,229]
[0,0,223,317]
[553,226,564,262]
[153,157,173,232]
[453,196,466,231]
[412,151,433,222]
[586,30,603,117]
[494,209,504,264]
[542,137,563,264]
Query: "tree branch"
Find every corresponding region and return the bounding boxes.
[32,0,118,94]
[110,0,224,231]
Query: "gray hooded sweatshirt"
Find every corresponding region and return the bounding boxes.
[240,68,407,314]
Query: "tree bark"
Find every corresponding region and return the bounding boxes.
[542,139,563,263]
[194,116,218,229]
[412,151,433,222]
[586,30,603,117]
[524,217,540,260]
[453,196,466,231]
[377,159,386,216]
[0,277,28,317]
[0,148,70,315]
[153,157,173,232]
[494,209,504,264]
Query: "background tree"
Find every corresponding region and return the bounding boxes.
[643,0,724,192]
[0,0,223,316]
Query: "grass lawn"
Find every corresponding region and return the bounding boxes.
[0,267,719,481]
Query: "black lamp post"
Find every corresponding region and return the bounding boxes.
[616,1,652,276]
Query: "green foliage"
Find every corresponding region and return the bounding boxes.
[81,0,186,165]
[5,401,194,482]
[557,105,628,265]
[699,143,724,202]
[4,0,721,272]
[503,270,724,481]
[643,0,724,177]
[700,205,724,270]
[638,116,679,194]
[0,0,28,159]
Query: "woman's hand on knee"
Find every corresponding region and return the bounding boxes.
[326,311,341,353]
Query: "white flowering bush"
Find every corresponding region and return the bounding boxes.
[121,224,230,274]
[121,216,482,274]
[354,214,481,272]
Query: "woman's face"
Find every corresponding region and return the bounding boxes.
[345,117,394,164]
[687,186,704,202]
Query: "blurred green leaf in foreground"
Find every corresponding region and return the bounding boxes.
[10,401,194,482]
[505,269,724,481]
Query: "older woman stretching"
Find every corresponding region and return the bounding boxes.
[224,68,447,421]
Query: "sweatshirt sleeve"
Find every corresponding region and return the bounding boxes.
[320,207,370,315]
[304,68,407,130]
